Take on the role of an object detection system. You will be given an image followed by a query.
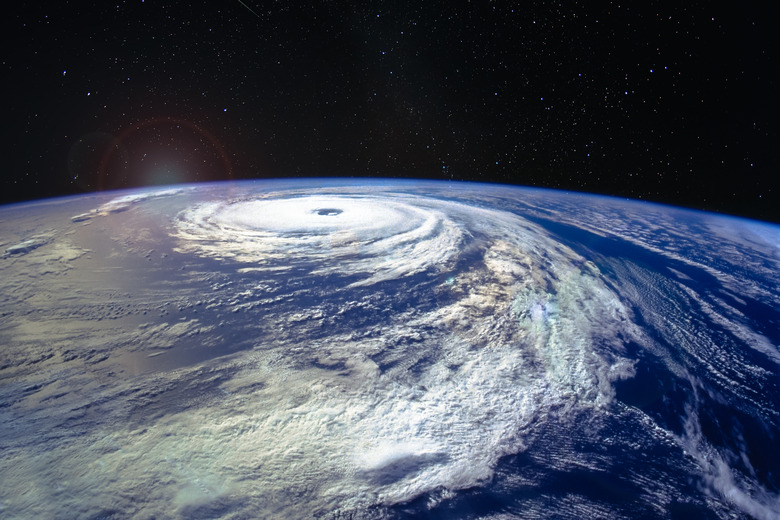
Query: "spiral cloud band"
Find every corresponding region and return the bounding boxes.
[165,188,645,515]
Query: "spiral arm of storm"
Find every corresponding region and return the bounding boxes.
[168,189,647,513]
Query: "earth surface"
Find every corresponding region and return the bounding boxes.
[0,179,778,519]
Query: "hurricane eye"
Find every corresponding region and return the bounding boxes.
[313,208,343,216]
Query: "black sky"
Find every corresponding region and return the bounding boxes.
[3,1,779,223]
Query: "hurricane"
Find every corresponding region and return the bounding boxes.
[174,193,466,286]
[167,188,658,514]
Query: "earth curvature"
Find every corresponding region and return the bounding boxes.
[0,179,778,519]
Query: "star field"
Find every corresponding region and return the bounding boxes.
[3,1,778,222]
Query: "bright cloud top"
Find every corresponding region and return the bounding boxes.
[173,193,468,286]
